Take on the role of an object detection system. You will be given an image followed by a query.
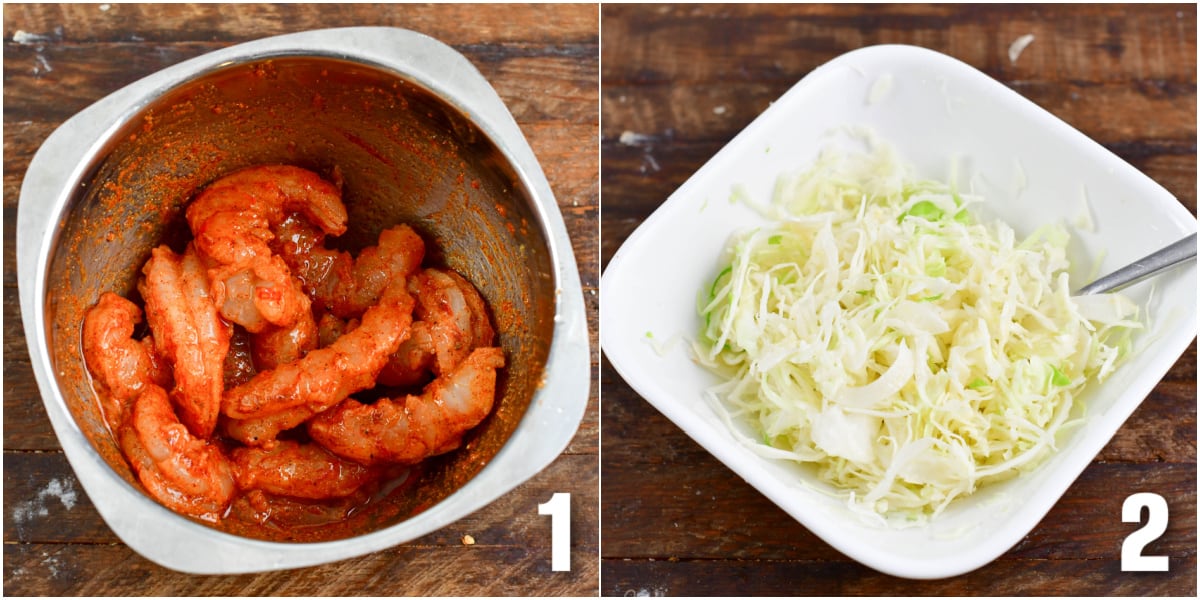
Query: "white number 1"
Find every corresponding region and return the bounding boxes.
[538,492,571,571]
[1121,492,1169,572]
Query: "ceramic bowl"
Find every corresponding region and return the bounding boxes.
[17,27,590,574]
[600,44,1195,579]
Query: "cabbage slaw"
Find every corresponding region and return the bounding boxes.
[695,134,1140,522]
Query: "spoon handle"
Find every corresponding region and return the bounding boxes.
[1076,232,1197,295]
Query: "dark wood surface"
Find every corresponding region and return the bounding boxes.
[3,3,598,596]
[601,4,1196,596]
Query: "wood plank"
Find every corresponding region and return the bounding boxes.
[5,542,596,597]
[3,452,114,543]
[1095,380,1198,462]
[528,123,602,207]
[597,441,1195,564]
[600,81,1196,145]
[601,4,1196,85]
[4,451,598,544]
[3,3,599,46]
[600,556,1196,597]
[599,438,1195,562]
[3,44,598,124]
[3,451,598,595]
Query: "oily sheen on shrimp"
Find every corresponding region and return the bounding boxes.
[80,164,505,532]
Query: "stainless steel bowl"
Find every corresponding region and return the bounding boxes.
[16,27,589,573]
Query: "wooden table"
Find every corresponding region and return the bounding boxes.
[3,4,598,595]
[601,4,1195,596]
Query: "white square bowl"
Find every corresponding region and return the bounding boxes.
[600,44,1196,579]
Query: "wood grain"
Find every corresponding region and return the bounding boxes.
[3,3,598,596]
[601,3,1196,596]
[600,557,1193,597]
[4,451,598,596]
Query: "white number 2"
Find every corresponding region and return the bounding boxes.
[538,492,571,572]
[1121,492,1169,572]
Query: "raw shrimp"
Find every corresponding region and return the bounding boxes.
[216,313,358,447]
[231,440,381,499]
[222,303,356,446]
[186,165,348,332]
[140,338,173,391]
[139,244,230,438]
[226,272,483,446]
[318,224,425,318]
[447,270,496,353]
[223,404,317,448]
[119,385,236,522]
[221,280,416,420]
[376,322,436,387]
[308,346,505,465]
[251,294,318,371]
[274,216,425,319]
[377,268,495,387]
[208,260,307,334]
[81,293,172,431]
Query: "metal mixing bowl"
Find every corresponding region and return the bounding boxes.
[16,27,589,573]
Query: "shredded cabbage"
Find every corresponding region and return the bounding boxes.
[695,132,1140,523]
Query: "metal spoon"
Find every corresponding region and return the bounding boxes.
[1076,232,1197,295]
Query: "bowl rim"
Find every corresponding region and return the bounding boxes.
[600,43,1197,579]
[17,26,591,574]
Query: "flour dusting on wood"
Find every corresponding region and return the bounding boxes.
[11,478,79,524]
[12,30,50,44]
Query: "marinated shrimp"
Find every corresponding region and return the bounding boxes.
[81,293,172,431]
[274,215,425,319]
[231,440,382,499]
[221,279,416,420]
[250,293,318,371]
[309,347,505,465]
[186,165,348,332]
[211,312,361,445]
[119,386,236,522]
[81,162,505,534]
[140,244,231,438]
[378,268,495,386]
[315,224,425,318]
[223,404,317,447]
